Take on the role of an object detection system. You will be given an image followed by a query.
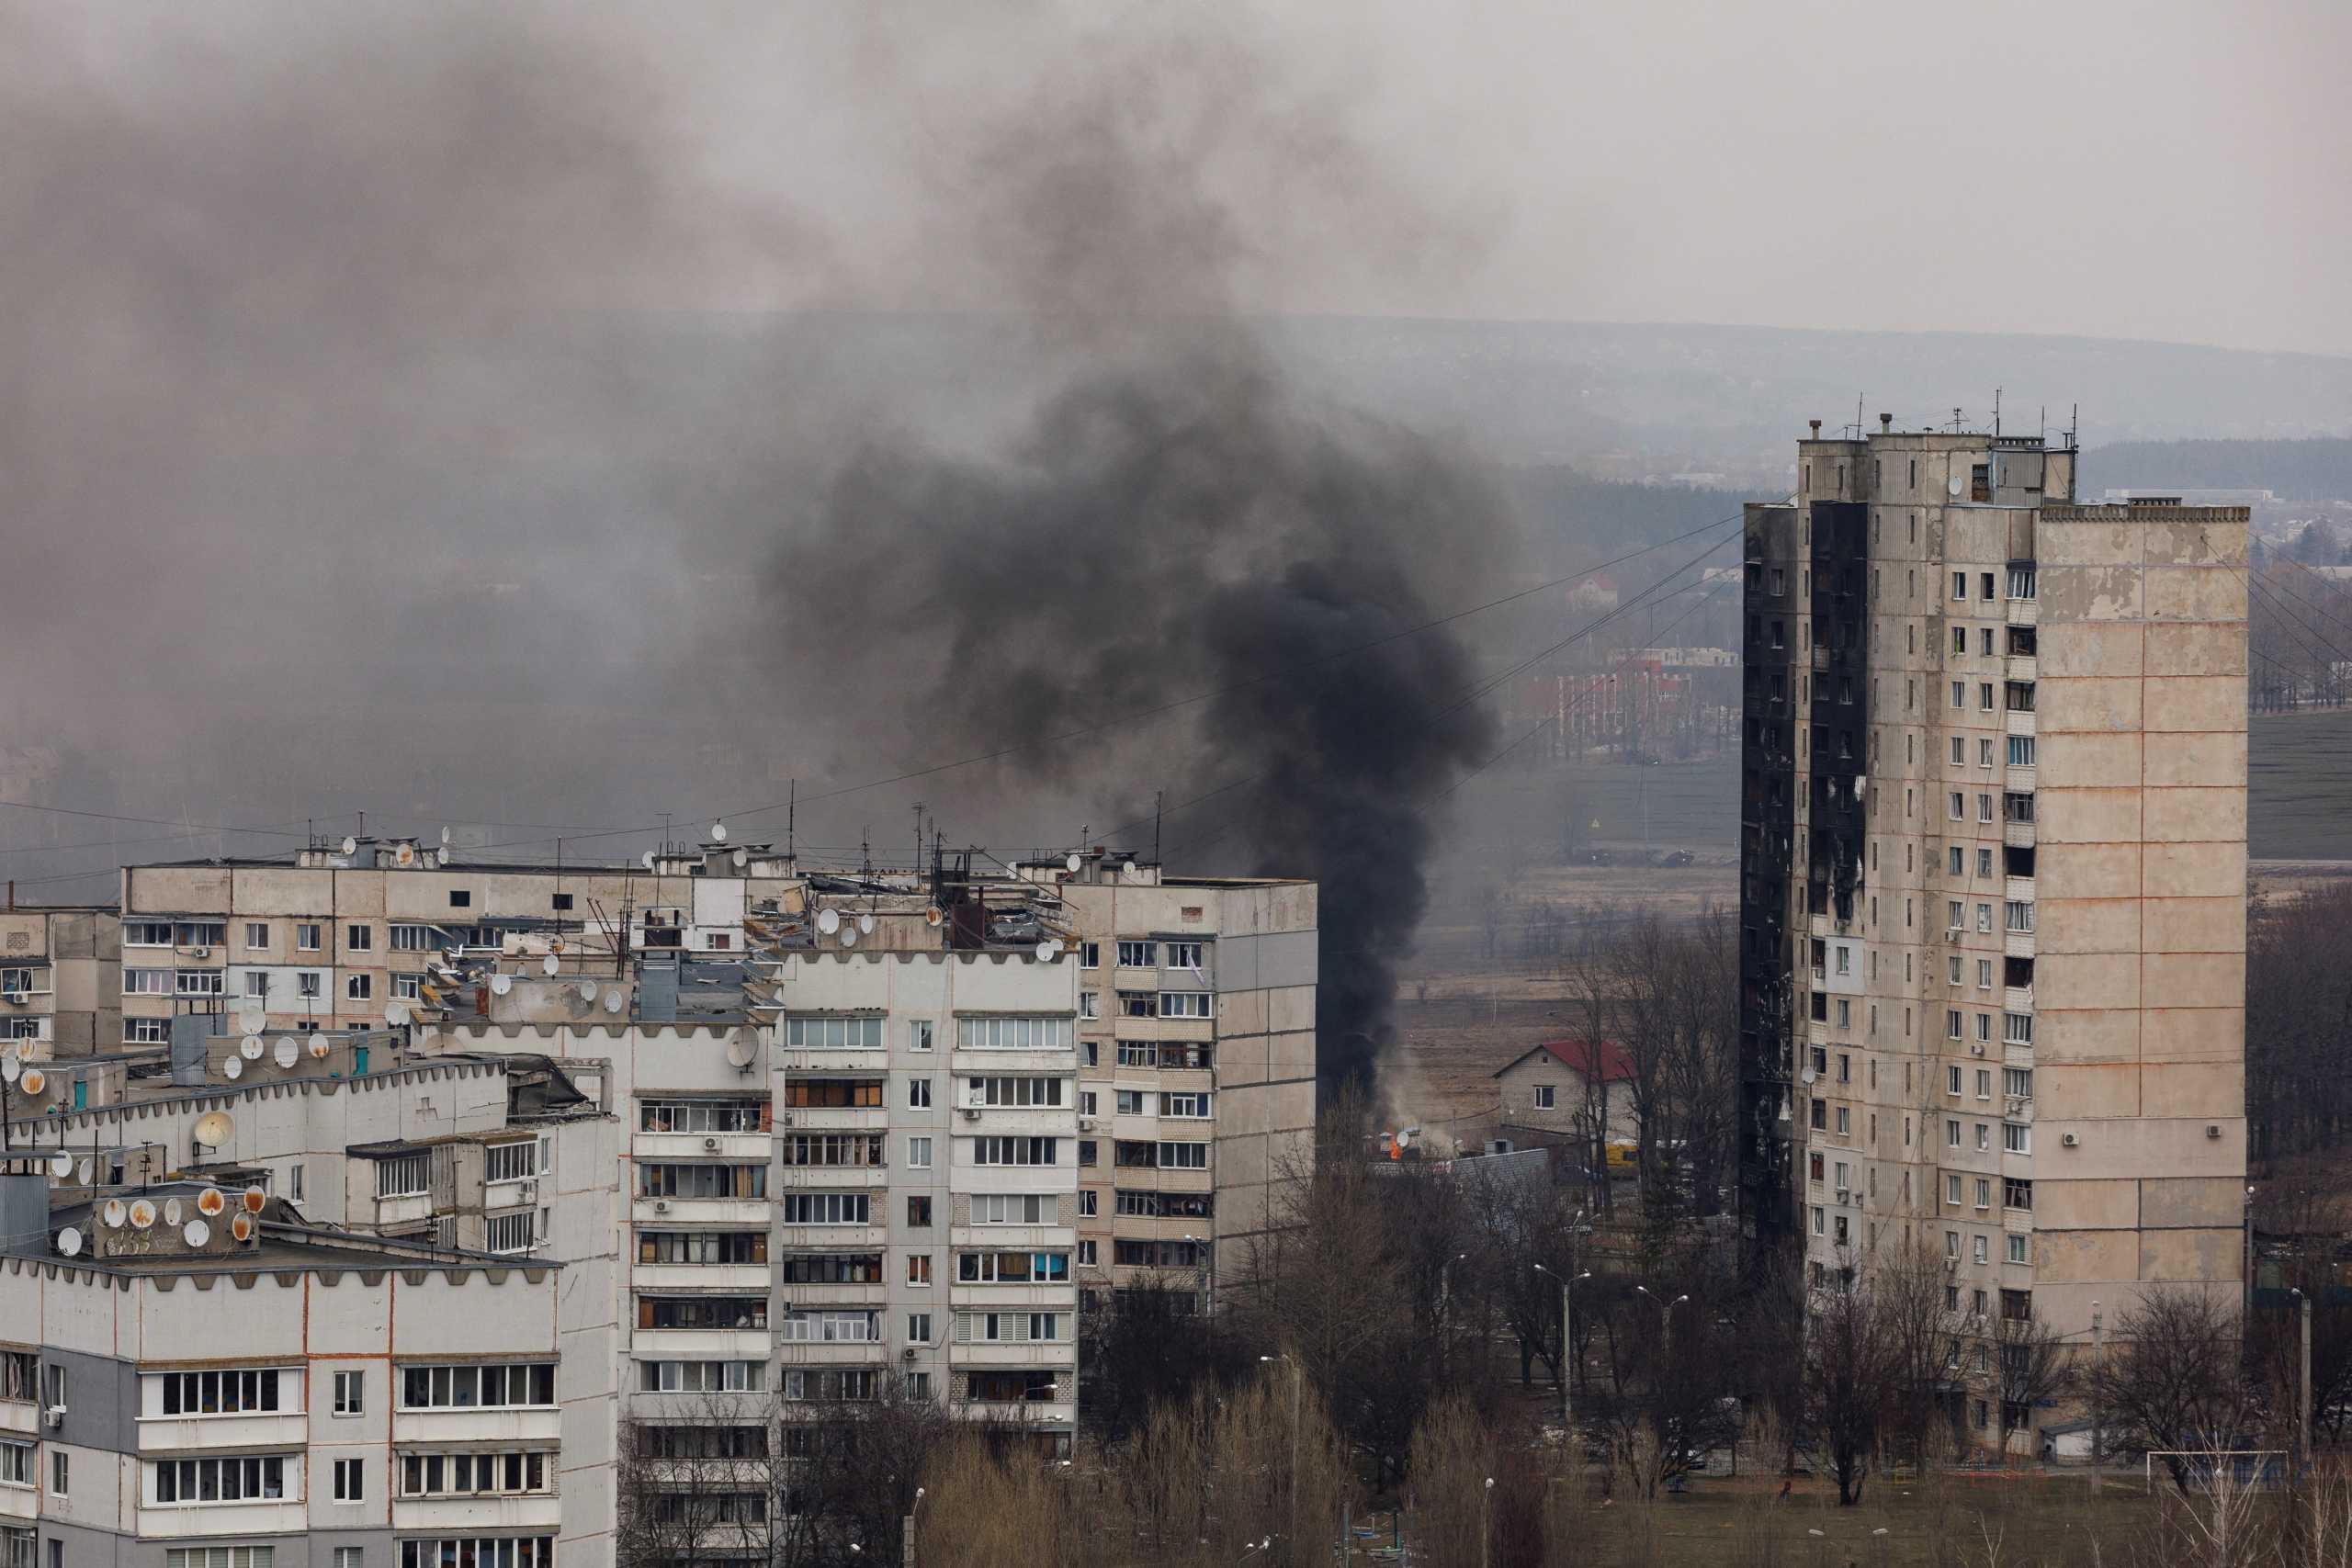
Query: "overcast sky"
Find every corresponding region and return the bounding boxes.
[15,0,2347,355]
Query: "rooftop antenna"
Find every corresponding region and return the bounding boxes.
[911,802,924,877]
[659,813,673,855]
[786,780,797,865]
[1854,391,1864,439]
[1153,789,1164,866]
[1994,386,2003,437]
[1951,406,1963,434]
[356,810,365,841]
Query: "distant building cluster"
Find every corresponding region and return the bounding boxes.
[0,842,1317,1567]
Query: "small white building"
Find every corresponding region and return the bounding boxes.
[1492,1039,1635,1144]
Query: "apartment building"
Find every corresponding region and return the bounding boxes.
[0,1174,582,1568]
[1739,417,2249,1442]
[1039,857,1317,1307]
[118,840,798,1043]
[0,906,120,1056]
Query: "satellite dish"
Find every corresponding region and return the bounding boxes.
[1066,852,1082,873]
[221,1056,243,1080]
[384,1002,409,1028]
[240,1035,264,1061]
[710,821,728,842]
[274,1039,298,1069]
[183,1220,210,1247]
[1948,475,1965,497]
[130,1199,157,1230]
[238,998,266,1029]
[196,1188,227,1218]
[816,908,841,935]
[1800,1066,1817,1085]
[924,907,944,928]
[439,825,452,845]
[1124,858,1138,874]
[340,835,357,855]
[161,1199,181,1225]
[1039,939,1062,960]
[242,1186,266,1213]
[394,842,415,868]
[20,1069,44,1097]
[838,926,858,949]
[56,1227,81,1258]
[857,912,876,935]
[641,850,658,870]
[308,1037,331,1060]
[101,1199,127,1229]
[1,1059,17,1084]
[490,973,513,997]
[731,848,748,869]
[229,1213,254,1242]
[75,1159,91,1183]
[541,954,560,976]
[48,1152,71,1179]
[602,990,623,1014]
[725,1037,755,1068]
[578,981,599,1001]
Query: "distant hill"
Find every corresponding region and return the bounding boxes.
[2078,437,2352,501]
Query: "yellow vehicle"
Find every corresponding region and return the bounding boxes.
[1604,1139,1639,1173]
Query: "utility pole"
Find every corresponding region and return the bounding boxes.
[2295,1287,2313,1474]
[2089,1301,2103,1492]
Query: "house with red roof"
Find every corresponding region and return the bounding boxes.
[1492,1038,1636,1144]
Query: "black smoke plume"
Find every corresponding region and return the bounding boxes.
[767,341,1506,1097]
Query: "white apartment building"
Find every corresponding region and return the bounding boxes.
[1741,418,2248,1444]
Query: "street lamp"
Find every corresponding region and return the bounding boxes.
[1480,1477,1495,1568]
[1261,1354,1302,1549]
[1533,1264,1593,1441]
[904,1486,925,1568]
[1183,1234,1215,1319]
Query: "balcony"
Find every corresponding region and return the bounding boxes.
[632,1262,769,1294]
[628,1328,771,1359]
[636,1130,773,1158]
[2007,597,2039,626]
[136,1411,309,1453]
[2005,764,2037,794]
[948,1282,1077,1310]
[2003,819,2035,850]
[2003,931,2036,961]
[2005,985,2034,1013]
[773,1167,888,1190]
[2005,655,2038,683]
[775,1281,890,1310]
[775,1338,891,1365]
[2005,708,2036,739]
[773,1107,886,1133]
[136,1498,307,1540]
[2006,876,2036,905]
[635,1196,773,1227]
[958,1398,1075,1428]
[392,1407,562,1447]
[393,1495,561,1534]
[947,1224,1070,1250]
[951,1342,1080,1370]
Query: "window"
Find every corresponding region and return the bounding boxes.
[295,922,321,952]
[298,972,322,998]
[967,1076,1063,1107]
[1159,992,1213,1019]
[243,922,269,951]
[333,1459,363,1502]
[955,1017,1073,1049]
[1812,1207,1825,1236]
[484,1211,537,1254]
[1164,942,1204,969]
[2003,1122,2030,1154]
[327,1370,364,1416]
[908,1254,932,1285]
[777,1192,870,1224]
[125,920,174,946]
[1947,1119,1962,1148]
[2006,901,2035,932]
[907,1195,933,1227]
[397,1453,549,1499]
[639,1100,764,1133]
[551,894,573,911]
[2007,1235,2029,1265]
[1532,1084,1555,1110]
[2008,735,2037,767]
[240,971,269,998]
[1119,992,1158,1018]
[972,1136,1058,1167]
[781,1016,885,1049]
[781,1078,884,1108]
[637,1360,764,1393]
[1973,1235,1990,1265]
[1974,1178,1992,1209]
[1946,1174,1962,1205]
[909,1020,935,1052]
[1835,1107,1850,1135]
[956,1251,1070,1283]
[1079,942,1100,968]
[1975,1123,1991,1151]
[0,1442,30,1488]
[1951,682,1965,711]
[1977,959,1994,988]
[127,1018,170,1043]
[399,1544,550,1568]
[149,1454,291,1506]
[1949,793,1964,822]
[1951,736,1965,765]
[908,1136,933,1169]
[1945,1230,1960,1258]
[969,1193,1051,1224]
[1951,571,1967,601]
[1078,1239,1099,1266]
[1975,1067,1992,1098]
[1947,1010,1963,1041]
[776,1253,881,1284]
[1164,1092,1212,1118]
[484,1141,537,1183]
[2004,1067,2033,1098]
[125,966,169,996]
[2007,565,2037,600]
[1980,739,1996,768]
[2005,1178,2034,1211]
[639,1164,768,1198]
[173,920,227,947]
[345,924,372,953]
[176,970,225,997]
[390,973,421,1000]
[1951,626,1967,657]
[1116,941,1157,967]
[401,1364,557,1409]
[1079,1189,1098,1216]
[908,1077,933,1109]
[448,890,472,908]
[346,974,372,1001]
[1078,993,1099,1020]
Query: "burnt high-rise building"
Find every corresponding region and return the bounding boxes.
[1740,414,2249,1442]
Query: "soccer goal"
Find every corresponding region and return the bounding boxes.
[2143,1450,2290,1495]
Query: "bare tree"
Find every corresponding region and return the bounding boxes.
[1799,1255,1905,1506]
[2083,1287,2259,1493]
[1992,1310,2075,1460]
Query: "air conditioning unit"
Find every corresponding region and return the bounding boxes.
[188,946,212,960]
[42,1406,64,1430]
[899,1347,917,1361]
[1969,1043,1985,1057]
[2005,1095,2026,1112]
[776,1113,794,1127]
[652,1199,671,1213]
[1077,1118,1094,1133]
[1833,1187,1849,1202]
[702,1136,721,1151]
[959,1108,980,1122]
[2060,1133,2079,1147]
[0,993,24,1005]
[514,1180,537,1203]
